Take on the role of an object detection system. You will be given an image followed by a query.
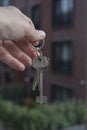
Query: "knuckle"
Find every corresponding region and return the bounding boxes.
[28,18,33,24]
[18,52,25,60]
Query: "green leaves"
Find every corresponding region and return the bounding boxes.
[0,99,86,130]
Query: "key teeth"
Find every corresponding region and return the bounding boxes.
[36,96,48,104]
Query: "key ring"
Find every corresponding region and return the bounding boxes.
[31,39,45,50]
[31,39,45,56]
[24,38,45,56]
[24,37,45,50]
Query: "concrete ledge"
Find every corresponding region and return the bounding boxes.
[63,125,86,130]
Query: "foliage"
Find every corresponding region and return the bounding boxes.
[0,99,86,130]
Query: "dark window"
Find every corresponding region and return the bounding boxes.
[32,4,41,29]
[52,0,74,29]
[51,40,73,74]
[51,84,73,102]
[5,72,14,83]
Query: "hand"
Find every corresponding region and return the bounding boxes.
[0,6,46,71]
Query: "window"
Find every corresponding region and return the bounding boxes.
[51,40,73,74]
[52,0,74,29]
[2,0,10,6]
[51,84,73,102]
[32,4,41,29]
[5,72,14,83]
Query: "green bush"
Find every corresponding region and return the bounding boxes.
[0,99,86,130]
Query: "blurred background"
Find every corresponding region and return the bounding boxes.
[0,0,87,129]
[0,0,86,104]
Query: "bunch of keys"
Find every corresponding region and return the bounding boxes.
[32,39,50,104]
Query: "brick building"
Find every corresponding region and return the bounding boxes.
[0,0,87,103]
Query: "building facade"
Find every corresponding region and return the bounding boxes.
[0,0,87,103]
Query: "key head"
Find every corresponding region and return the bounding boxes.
[32,56,50,70]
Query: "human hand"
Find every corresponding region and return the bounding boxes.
[0,6,46,71]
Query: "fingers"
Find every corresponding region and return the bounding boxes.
[0,44,25,71]
[0,39,40,71]
[16,40,40,58]
[2,41,32,67]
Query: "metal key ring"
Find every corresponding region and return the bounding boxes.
[31,39,45,50]
[24,38,45,53]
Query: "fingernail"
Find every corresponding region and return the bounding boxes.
[38,31,46,38]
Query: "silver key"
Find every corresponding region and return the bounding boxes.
[32,55,49,104]
[33,56,49,69]
[32,55,49,90]
[36,68,48,104]
[32,71,38,91]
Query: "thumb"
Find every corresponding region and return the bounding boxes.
[25,29,46,43]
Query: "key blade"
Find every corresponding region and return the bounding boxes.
[39,70,44,104]
[32,78,37,91]
[32,71,38,91]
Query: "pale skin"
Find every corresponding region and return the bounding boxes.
[0,6,46,71]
